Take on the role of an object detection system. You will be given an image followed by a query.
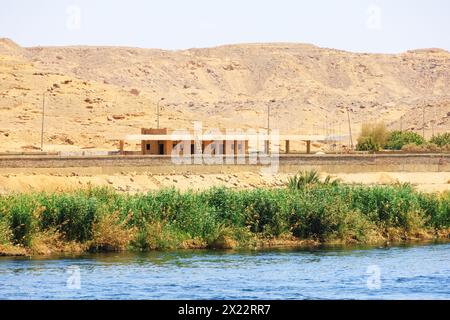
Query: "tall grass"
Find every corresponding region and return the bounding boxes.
[0,182,448,255]
[356,122,389,151]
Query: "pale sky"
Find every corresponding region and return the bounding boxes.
[1,0,449,53]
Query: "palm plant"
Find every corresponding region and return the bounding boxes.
[287,170,340,190]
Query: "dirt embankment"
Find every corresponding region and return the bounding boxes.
[0,171,449,195]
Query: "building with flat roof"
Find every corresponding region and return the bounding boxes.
[136,127,247,156]
[117,128,346,156]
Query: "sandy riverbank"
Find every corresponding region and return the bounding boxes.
[0,171,449,194]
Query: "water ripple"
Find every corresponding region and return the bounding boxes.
[0,243,449,299]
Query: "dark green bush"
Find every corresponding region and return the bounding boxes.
[39,193,97,242]
[385,131,425,150]
[429,133,450,147]
[201,187,246,226]
[4,195,37,246]
[356,136,381,152]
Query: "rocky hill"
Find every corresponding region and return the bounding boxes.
[0,38,449,152]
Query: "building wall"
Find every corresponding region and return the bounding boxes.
[1,155,448,174]
[141,128,168,155]
[140,128,247,156]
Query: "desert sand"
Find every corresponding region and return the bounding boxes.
[0,38,449,153]
[1,39,449,195]
[0,171,448,195]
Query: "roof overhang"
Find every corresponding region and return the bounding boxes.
[116,134,348,142]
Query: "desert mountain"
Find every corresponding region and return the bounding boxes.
[0,38,449,152]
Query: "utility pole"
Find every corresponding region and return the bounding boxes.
[346,107,354,150]
[432,104,436,137]
[422,105,425,139]
[266,102,270,155]
[156,97,165,129]
[266,99,275,154]
[40,92,45,151]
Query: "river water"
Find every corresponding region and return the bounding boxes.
[0,242,449,300]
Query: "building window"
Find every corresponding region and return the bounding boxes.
[146,144,151,151]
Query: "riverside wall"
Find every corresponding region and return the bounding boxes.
[0,154,448,175]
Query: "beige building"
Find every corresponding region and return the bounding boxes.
[121,128,248,156]
[118,127,345,156]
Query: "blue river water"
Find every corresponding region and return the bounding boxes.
[0,242,449,300]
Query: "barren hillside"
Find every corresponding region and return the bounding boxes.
[0,38,449,152]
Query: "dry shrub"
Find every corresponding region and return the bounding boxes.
[90,212,136,252]
[0,219,12,245]
[0,220,25,256]
[401,143,422,152]
[142,222,190,250]
[180,238,207,249]
[30,228,86,255]
[0,244,27,256]
[207,226,239,249]
[208,235,238,250]
[30,229,63,255]
[356,122,388,151]
[401,143,441,152]
[402,211,427,234]
[435,227,450,238]
[402,142,450,153]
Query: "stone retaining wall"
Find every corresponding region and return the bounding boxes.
[0,154,448,174]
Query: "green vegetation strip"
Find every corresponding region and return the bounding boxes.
[356,122,450,152]
[0,177,449,255]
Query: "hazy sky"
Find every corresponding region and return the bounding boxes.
[1,0,449,53]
